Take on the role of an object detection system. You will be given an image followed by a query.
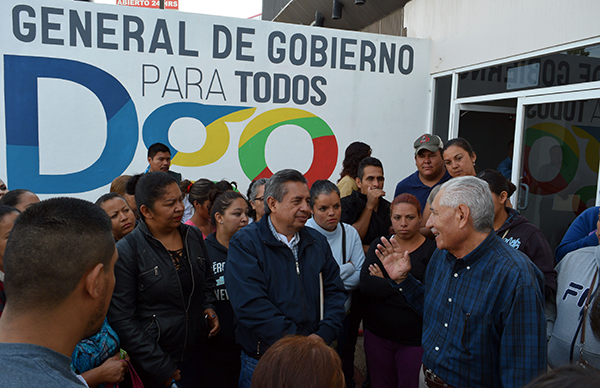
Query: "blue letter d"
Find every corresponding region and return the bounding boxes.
[4,55,138,194]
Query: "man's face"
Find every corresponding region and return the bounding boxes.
[269,181,311,236]
[426,190,461,253]
[148,151,171,172]
[357,166,384,195]
[415,149,444,178]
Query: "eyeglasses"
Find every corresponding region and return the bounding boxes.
[253,197,264,202]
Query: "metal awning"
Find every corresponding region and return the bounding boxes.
[272,0,410,31]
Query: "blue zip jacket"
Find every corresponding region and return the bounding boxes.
[225,216,347,358]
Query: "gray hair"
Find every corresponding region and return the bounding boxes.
[438,176,494,233]
[309,180,340,208]
[263,169,308,215]
[249,178,268,201]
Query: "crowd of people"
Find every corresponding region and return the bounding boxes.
[1,135,600,388]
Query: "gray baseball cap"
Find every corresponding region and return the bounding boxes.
[414,134,443,155]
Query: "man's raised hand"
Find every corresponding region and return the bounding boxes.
[375,237,411,284]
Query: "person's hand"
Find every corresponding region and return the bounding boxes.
[308,333,324,342]
[376,237,411,284]
[205,308,220,338]
[98,354,129,383]
[369,263,384,278]
[366,187,385,210]
[164,370,181,386]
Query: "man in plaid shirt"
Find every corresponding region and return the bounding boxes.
[380,176,546,388]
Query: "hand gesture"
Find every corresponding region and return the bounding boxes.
[99,354,129,384]
[366,187,385,210]
[375,237,411,284]
[368,263,384,278]
[204,308,220,338]
[164,369,181,386]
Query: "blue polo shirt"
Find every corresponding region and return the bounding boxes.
[394,170,451,212]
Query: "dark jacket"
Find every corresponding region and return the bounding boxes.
[107,221,216,384]
[225,216,346,358]
[496,207,557,300]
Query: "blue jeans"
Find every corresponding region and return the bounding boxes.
[238,351,259,388]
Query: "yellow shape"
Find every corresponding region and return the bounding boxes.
[535,122,579,153]
[572,125,600,173]
[239,108,317,148]
[573,125,594,140]
[173,108,256,167]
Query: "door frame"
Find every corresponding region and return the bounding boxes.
[447,81,600,205]
[513,87,600,206]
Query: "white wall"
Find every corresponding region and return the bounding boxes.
[404,0,600,74]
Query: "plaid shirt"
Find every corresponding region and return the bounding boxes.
[268,216,300,261]
[395,232,547,387]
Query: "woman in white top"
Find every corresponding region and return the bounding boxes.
[305,179,364,388]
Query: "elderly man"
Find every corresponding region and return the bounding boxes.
[226,169,346,388]
[0,198,118,387]
[394,134,451,212]
[380,176,546,388]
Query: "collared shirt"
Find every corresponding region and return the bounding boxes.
[394,170,451,213]
[394,232,547,388]
[268,216,300,261]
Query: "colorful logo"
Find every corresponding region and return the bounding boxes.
[523,122,600,214]
[4,55,339,193]
[238,108,338,187]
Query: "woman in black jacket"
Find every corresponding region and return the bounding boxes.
[108,172,219,388]
[202,191,249,388]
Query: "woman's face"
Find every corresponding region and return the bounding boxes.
[251,184,266,221]
[311,192,341,232]
[0,211,18,271]
[144,183,184,229]
[0,179,8,199]
[443,145,477,178]
[194,199,212,221]
[391,202,421,240]
[101,197,136,241]
[216,198,249,237]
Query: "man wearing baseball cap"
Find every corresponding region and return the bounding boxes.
[394,134,451,212]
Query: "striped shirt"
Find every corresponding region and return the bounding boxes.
[268,216,300,261]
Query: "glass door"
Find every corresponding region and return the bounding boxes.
[516,96,600,252]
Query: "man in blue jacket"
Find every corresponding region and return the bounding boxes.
[226,169,346,388]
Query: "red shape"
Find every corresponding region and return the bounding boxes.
[305,135,338,187]
[254,167,273,181]
[250,135,338,188]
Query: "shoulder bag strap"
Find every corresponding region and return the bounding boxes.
[341,223,347,265]
[580,268,599,365]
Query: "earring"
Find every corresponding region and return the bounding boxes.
[220,221,223,224]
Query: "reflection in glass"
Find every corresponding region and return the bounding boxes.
[518,99,600,252]
[458,44,600,98]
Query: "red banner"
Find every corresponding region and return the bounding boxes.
[116,0,178,10]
